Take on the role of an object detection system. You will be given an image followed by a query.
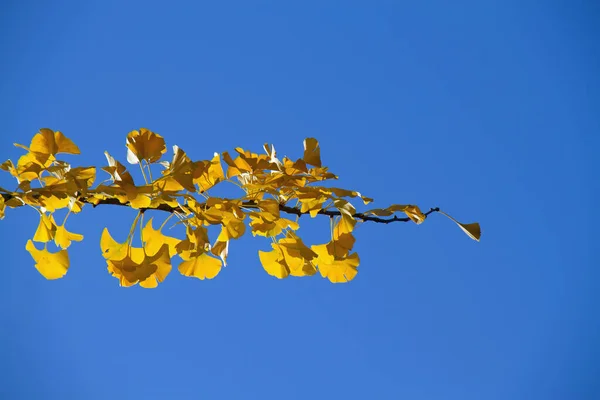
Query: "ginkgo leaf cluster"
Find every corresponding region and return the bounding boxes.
[0,128,481,287]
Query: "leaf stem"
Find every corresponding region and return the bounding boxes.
[138,162,148,184]
[145,160,154,182]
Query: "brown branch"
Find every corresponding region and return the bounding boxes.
[1,192,439,223]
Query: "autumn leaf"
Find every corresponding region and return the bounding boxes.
[303,137,321,167]
[126,128,167,164]
[258,246,288,279]
[249,212,299,237]
[277,233,318,277]
[222,151,252,178]
[103,151,135,185]
[193,153,225,192]
[102,226,172,288]
[54,224,83,249]
[154,145,196,192]
[33,213,57,242]
[333,199,356,235]
[107,244,172,288]
[40,192,71,212]
[139,244,172,288]
[142,217,180,256]
[364,204,427,224]
[258,233,317,279]
[312,243,360,283]
[178,252,222,280]
[15,128,80,156]
[211,239,229,265]
[100,228,129,261]
[437,211,481,241]
[25,240,70,280]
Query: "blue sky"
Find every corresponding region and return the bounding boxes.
[1,1,598,399]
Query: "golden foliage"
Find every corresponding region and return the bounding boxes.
[1,128,481,287]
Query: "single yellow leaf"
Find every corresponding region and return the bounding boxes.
[258,247,288,279]
[249,213,299,237]
[312,243,360,283]
[303,138,321,167]
[126,128,166,164]
[21,128,81,155]
[15,152,47,181]
[154,145,196,192]
[437,211,481,241]
[41,193,71,212]
[222,151,252,178]
[100,228,128,261]
[312,241,360,283]
[25,240,69,280]
[175,226,211,259]
[107,244,171,287]
[142,217,180,256]
[257,199,281,219]
[211,239,229,265]
[385,204,427,224]
[194,153,225,192]
[33,213,57,243]
[178,252,222,280]
[330,232,355,257]
[54,224,83,249]
[318,253,360,283]
[103,151,135,185]
[139,244,172,288]
[128,193,152,209]
[333,199,356,234]
[277,233,318,277]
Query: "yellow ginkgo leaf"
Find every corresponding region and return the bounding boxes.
[142,217,180,256]
[298,193,327,217]
[258,247,288,279]
[249,213,299,237]
[258,233,317,279]
[277,233,318,277]
[317,253,360,283]
[312,243,360,283]
[54,224,83,249]
[33,213,57,243]
[139,244,172,288]
[18,128,81,156]
[102,151,135,185]
[25,240,69,280]
[211,239,229,265]
[437,210,481,241]
[303,137,321,167]
[126,128,166,164]
[329,232,355,257]
[193,153,225,192]
[100,228,128,261]
[386,204,426,224]
[175,226,211,259]
[221,218,246,240]
[107,244,171,287]
[41,193,71,212]
[221,151,249,178]
[128,193,152,209]
[178,252,222,280]
[154,145,196,192]
[333,199,356,234]
[0,196,5,219]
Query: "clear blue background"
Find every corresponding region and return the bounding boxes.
[1,1,598,399]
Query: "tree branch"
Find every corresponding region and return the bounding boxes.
[1,192,439,224]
